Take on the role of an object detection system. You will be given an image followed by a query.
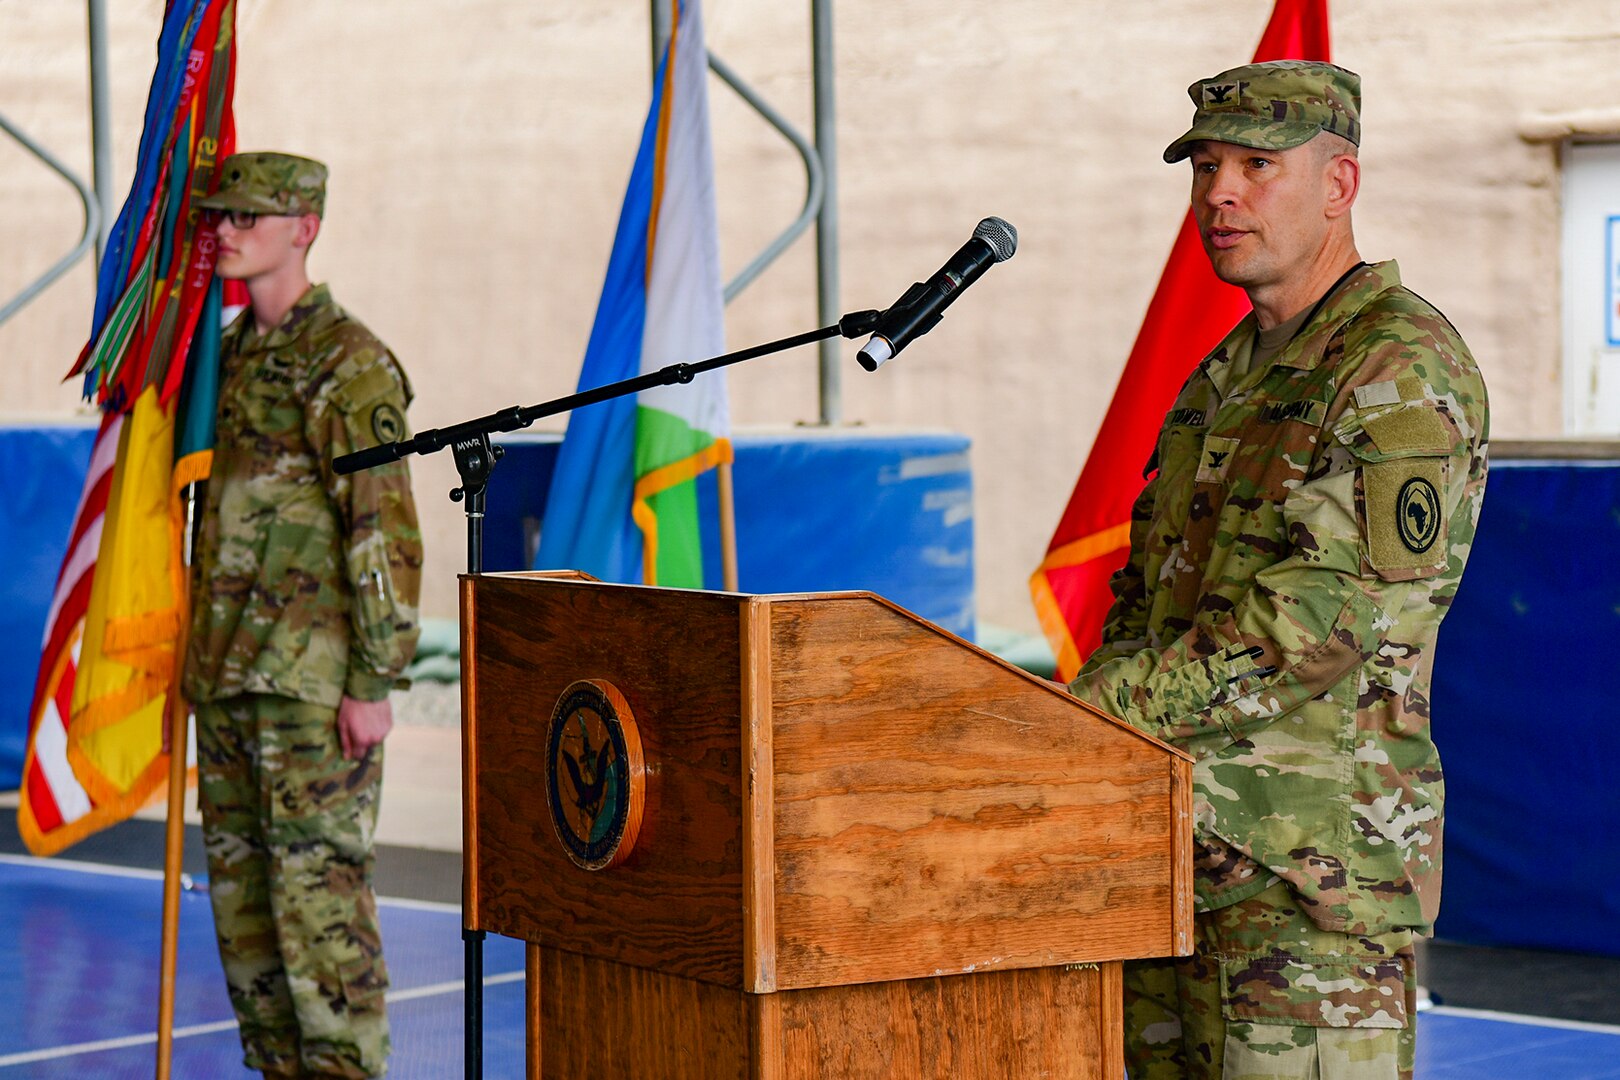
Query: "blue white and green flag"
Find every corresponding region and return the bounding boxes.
[538,0,729,587]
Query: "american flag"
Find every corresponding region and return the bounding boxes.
[18,414,121,851]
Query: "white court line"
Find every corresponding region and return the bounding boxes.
[6,992,1611,1069]
[0,853,522,1068]
[374,894,462,914]
[1427,1005,1620,1037]
[387,971,524,1004]
[0,853,462,912]
[0,852,166,881]
[0,973,525,1069]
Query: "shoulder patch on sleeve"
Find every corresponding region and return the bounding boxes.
[1364,459,1448,579]
[324,355,410,449]
[368,401,406,444]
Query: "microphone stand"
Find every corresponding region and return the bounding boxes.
[332,309,880,1080]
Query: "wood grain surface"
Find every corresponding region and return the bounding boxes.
[526,942,541,1080]
[766,594,1187,989]
[741,598,777,993]
[764,961,1122,1080]
[534,947,1124,1080]
[1169,755,1194,956]
[1098,960,1124,1072]
[469,575,748,986]
[539,947,751,1080]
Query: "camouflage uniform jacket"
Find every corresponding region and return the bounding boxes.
[1069,261,1488,937]
[184,284,422,708]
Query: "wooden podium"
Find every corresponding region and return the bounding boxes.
[461,572,1192,1080]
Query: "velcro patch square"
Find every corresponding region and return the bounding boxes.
[1364,407,1453,455]
[1352,380,1402,410]
[1201,80,1249,110]
[1197,435,1242,484]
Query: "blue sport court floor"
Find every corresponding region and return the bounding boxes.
[2,854,1618,1078]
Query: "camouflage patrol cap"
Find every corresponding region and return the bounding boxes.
[196,151,327,217]
[1162,60,1361,164]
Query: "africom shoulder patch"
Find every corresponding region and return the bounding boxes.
[1363,458,1448,579]
[371,402,405,444]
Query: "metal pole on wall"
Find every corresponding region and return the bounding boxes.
[651,0,674,73]
[86,0,115,260]
[811,0,841,425]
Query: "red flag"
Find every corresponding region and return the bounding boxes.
[1030,0,1331,681]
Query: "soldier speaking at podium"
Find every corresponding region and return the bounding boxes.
[183,152,422,1080]
[1066,63,1489,1079]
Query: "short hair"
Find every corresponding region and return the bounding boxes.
[1312,131,1358,163]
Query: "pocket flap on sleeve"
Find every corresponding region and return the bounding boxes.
[329,362,397,414]
[1364,407,1452,455]
[1332,403,1460,463]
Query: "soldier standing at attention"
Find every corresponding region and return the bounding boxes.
[1066,63,1488,1079]
[184,152,421,1080]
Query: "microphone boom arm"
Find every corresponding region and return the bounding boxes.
[333,309,882,477]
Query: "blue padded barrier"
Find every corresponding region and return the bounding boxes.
[1432,458,1620,957]
[0,423,96,790]
[492,428,976,641]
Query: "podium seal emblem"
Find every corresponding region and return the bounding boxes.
[545,679,645,870]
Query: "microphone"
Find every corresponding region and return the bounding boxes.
[857,216,1017,371]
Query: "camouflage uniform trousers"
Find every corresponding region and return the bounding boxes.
[197,694,390,1078]
[1124,881,1416,1080]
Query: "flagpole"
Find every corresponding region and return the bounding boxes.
[717,458,739,591]
[155,512,194,1080]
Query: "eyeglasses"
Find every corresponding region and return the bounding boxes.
[202,209,265,229]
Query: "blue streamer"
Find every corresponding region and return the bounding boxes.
[89,0,209,336]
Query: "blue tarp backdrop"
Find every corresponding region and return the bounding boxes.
[493,429,976,639]
[1431,459,1620,957]
[0,423,96,791]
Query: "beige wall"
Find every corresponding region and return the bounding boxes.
[3,2,1613,633]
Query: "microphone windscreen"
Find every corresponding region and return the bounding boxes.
[973,217,1018,262]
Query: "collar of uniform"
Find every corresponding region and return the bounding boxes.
[1270,260,1401,372]
[220,303,253,355]
[1196,260,1401,390]
[238,282,335,353]
[1200,317,1260,401]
